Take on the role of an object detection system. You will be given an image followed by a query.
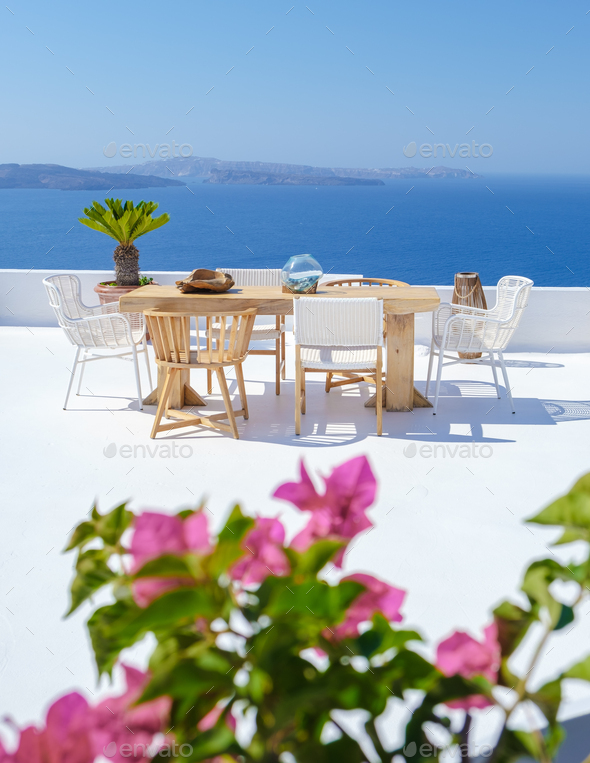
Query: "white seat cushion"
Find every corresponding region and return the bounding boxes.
[300,345,378,370]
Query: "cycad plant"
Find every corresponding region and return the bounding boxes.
[79,198,170,286]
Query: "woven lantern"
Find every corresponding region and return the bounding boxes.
[452,272,487,359]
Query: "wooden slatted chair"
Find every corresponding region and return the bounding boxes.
[323,277,409,288]
[207,268,286,395]
[145,309,257,440]
[293,297,384,436]
[322,277,409,392]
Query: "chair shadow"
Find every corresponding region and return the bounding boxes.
[146,375,590,447]
[501,359,564,369]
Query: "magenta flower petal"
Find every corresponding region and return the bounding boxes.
[230,517,290,585]
[183,512,211,554]
[132,577,193,609]
[334,574,406,639]
[436,622,500,708]
[436,624,500,683]
[446,695,494,710]
[273,460,322,512]
[197,703,225,732]
[276,458,376,563]
[90,665,171,761]
[324,456,377,531]
[130,511,212,607]
[11,727,44,763]
[130,513,186,571]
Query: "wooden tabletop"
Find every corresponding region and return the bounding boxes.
[119,284,440,316]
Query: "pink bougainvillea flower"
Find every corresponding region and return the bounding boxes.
[2,692,93,763]
[0,739,12,763]
[1,667,171,763]
[436,623,500,710]
[273,457,377,566]
[197,699,236,733]
[130,511,210,570]
[90,664,171,762]
[333,573,406,639]
[130,511,211,607]
[231,517,290,586]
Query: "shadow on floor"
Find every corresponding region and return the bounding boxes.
[140,374,590,447]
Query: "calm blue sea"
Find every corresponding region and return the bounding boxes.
[0,175,588,286]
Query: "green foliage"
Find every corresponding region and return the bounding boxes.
[63,471,590,762]
[78,198,170,244]
[529,472,590,544]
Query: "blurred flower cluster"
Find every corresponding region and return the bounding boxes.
[2,458,590,762]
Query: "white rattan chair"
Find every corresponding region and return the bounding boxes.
[425,275,534,414]
[293,297,384,436]
[43,274,151,410]
[208,268,286,394]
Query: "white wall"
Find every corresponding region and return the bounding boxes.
[1,269,588,352]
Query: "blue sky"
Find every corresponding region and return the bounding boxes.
[1,0,588,173]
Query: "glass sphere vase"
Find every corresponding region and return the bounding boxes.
[281,254,323,294]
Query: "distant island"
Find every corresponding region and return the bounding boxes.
[0,164,185,191]
[204,169,385,186]
[90,156,480,181]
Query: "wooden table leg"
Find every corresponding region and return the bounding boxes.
[143,365,207,407]
[386,313,414,412]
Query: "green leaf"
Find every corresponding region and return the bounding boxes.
[384,649,441,695]
[65,517,97,551]
[355,614,421,659]
[79,198,169,246]
[67,548,116,614]
[141,659,232,703]
[493,599,536,658]
[564,654,590,681]
[65,503,133,551]
[554,603,575,631]
[206,504,254,578]
[116,588,217,640]
[88,588,216,675]
[296,734,366,763]
[88,600,138,675]
[545,721,566,759]
[168,725,235,762]
[248,666,272,703]
[521,560,570,625]
[284,540,345,576]
[218,504,254,543]
[528,473,590,543]
[133,554,194,579]
[265,579,363,621]
[530,678,561,724]
[96,502,134,546]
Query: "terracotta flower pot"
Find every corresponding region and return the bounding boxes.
[94,281,141,305]
[94,281,157,339]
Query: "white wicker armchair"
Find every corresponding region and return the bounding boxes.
[43,274,151,410]
[208,268,286,394]
[293,297,384,435]
[425,275,533,414]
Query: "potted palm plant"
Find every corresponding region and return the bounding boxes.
[78,198,170,304]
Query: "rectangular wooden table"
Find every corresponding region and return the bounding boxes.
[120,284,440,412]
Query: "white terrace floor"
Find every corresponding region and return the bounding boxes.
[1,325,590,737]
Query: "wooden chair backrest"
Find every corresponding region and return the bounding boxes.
[145,309,257,364]
[323,277,409,288]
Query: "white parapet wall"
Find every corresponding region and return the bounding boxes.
[0,269,588,353]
